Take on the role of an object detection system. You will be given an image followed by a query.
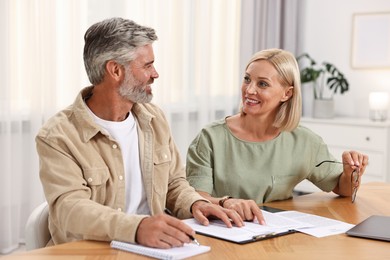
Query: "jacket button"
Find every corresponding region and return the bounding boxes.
[87,178,93,183]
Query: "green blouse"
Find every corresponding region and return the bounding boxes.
[186,118,342,204]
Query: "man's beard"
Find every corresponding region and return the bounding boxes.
[118,67,153,103]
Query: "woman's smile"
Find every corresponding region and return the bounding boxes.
[245,97,260,106]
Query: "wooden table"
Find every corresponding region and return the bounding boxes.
[4,182,390,259]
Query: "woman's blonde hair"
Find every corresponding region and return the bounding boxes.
[240,48,302,131]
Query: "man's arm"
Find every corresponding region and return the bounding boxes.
[36,133,145,244]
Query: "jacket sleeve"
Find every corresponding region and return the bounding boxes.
[147,105,208,219]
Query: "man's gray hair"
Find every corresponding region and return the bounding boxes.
[83,17,158,85]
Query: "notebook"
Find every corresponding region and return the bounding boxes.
[346,215,390,242]
[110,240,211,260]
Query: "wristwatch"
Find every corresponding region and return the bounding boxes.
[218,196,233,207]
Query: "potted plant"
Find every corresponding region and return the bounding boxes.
[296,53,349,118]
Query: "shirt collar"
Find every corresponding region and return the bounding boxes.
[72,86,156,142]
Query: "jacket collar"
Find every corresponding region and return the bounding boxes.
[73,86,155,143]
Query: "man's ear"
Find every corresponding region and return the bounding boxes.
[281,86,293,102]
[105,60,123,82]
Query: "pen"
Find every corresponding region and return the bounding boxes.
[164,208,201,246]
[252,230,295,241]
[252,232,277,240]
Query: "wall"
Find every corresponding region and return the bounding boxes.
[298,0,390,118]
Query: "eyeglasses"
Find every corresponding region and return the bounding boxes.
[315,160,360,203]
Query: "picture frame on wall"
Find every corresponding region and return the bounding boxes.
[351,12,390,69]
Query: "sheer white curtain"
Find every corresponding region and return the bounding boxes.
[0,0,87,253]
[0,0,241,254]
[152,0,241,158]
[239,0,300,75]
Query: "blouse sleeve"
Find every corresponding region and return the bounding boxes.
[185,130,214,194]
[308,140,343,192]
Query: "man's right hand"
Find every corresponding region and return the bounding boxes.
[135,213,195,248]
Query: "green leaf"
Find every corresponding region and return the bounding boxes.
[297,53,349,97]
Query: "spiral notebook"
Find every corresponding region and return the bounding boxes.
[110,240,210,260]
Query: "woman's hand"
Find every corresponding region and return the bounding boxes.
[334,150,369,196]
[196,191,265,225]
[222,198,266,225]
[191,200,244,228]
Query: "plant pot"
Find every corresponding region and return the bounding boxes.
[313,99,334,118]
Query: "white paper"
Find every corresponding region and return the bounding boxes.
[111,240,211,260]
[274,211,355,237]
[183,210,313,243]
[261,210,314,229]
[184,209,354,242]
[184,218,281,242]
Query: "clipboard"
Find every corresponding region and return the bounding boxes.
[193,227,296,244]
[183,206,296,244]
[238,206,296,244]
[259,205,286,213]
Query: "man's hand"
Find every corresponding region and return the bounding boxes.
[191,200,244,228]
[136,214,195,248]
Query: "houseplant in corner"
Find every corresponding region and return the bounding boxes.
[296,53,349,118]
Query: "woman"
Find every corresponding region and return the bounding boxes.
[186,48,368,223]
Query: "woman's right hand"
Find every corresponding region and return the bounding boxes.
[197,191,266,225]
[222,198,266,225]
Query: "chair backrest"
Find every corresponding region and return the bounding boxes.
[25,201,51,250]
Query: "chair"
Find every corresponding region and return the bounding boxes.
[25,201,51,250]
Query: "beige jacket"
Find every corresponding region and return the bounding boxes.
[36,86,204,245]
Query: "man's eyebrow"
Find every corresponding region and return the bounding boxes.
[145,60,154,66]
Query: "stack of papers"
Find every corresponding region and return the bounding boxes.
[273,210,354,237]
[183,209,354,243]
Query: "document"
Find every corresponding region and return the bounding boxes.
[183,210,311,244]
[183,209,354,243]
[276,211,355,238]
[110,240,210,260]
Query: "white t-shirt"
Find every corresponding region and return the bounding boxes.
[87,108,150,215]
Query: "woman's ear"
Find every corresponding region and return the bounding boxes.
[281,86,293,102]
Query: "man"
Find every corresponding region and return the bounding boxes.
[36,17,243,249]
